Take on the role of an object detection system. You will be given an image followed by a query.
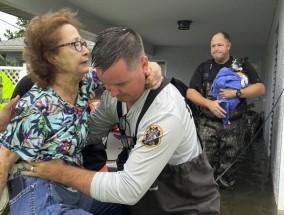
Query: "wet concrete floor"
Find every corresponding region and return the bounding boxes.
[3,134,283,214]
[220,138,284,215]
[106,132,284,214]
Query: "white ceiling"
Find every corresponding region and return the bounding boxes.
[0,0,278,47]
[64,0,278,47]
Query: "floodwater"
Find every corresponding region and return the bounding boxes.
[107,132,284,214]
[220,137,284,215]
[106,132,284,214]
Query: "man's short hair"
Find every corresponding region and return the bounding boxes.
[211,31,231,43]
[92,27,145,71]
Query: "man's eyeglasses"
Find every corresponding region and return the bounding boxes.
[119,114,136,149]
[54,41,87,52]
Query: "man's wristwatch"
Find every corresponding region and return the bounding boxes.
[236,89,242,98]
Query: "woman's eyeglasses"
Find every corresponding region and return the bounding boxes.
[54,41,87,52]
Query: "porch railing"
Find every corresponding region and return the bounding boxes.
[0,63,27,86]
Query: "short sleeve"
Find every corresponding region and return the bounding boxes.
[189,63,204,90]
[79,69,103,105]
[1,101,47,162]
[90,69,103,91]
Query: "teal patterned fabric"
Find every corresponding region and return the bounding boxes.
[1,69,101,166]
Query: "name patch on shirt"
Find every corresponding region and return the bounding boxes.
[142,125,162,147]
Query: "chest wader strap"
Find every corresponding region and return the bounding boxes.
[200,60,213,97]
[116,78,169,170]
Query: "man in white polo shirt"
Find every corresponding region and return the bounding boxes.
[22,27,220,215]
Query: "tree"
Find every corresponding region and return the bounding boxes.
[3,17,29,40]
[0,17,29,66]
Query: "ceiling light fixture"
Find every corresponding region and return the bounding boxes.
[177,20,192,30]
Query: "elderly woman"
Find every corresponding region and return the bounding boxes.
[0,8,161,215]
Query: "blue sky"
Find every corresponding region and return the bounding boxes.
[0,11,18,40]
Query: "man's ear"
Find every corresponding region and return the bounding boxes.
[227,42,231,51]
[141,55,148,71]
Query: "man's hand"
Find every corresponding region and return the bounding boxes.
[0,95,20,132]
[207,100,226,118]
[21,159,94,196]
[21,159,66,182]
[187,88,226,118]
[145,62,163,90]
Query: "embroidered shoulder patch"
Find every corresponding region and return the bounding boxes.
[142,125,163,147]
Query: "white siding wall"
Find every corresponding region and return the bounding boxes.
[265,0,284,210]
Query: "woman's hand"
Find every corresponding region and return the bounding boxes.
[145,62,163,90]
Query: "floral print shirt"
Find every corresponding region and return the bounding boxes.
[1,69,101,166]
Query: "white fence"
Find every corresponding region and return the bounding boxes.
[0,63,27,86]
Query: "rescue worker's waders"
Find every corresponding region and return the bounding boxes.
[128,152,220,215]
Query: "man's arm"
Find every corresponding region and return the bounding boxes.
[0,147,20,197]
[218,83,265,99]
[238,83,265,98]
[21,159,95,196]
[0,96,20,132]
[187,88,226,118]
[187,62,225,118]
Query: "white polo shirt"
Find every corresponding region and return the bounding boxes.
[89,83,202,205]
